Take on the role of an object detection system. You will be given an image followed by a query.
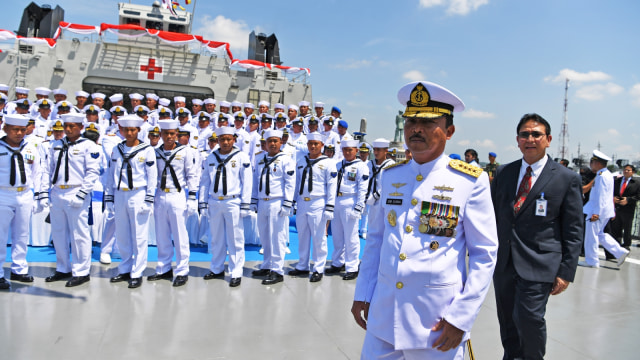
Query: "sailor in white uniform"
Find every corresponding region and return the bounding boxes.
[175,108,198,148]
[199,127,252,287]
[290,132,337,282]
[352,81,498,360]
[364,139,395,241]
[4,87,30,115]
[251,129,295,285]
[0,114,42,289]
[41,114,101,287]
[104,115,158,289]
[133,105,153,142]
[29,87,52,118]
[147,119,198,287]
[327,139,369,280]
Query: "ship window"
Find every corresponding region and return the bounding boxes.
[169,17,187,22]
[168,24,185,33]
[19,45,33,54]
[265,71,278,80]
[248,90,259,106]
[147,13,164,19]
[124,18,141,26]
[123,10,141,16]
[270,92,282,105]
[146,20,163,30]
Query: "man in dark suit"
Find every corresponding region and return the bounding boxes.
[610,164,640,249]
[491,113,583,360]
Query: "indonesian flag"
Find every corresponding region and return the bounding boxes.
[275,65,311,76]
[231,59,272,70]
[16,36,56,48]
[57,22,100,39]
[138,56,164,81]
[0,29,16,41]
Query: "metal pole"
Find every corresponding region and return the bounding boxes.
[189,0,197,34]
[467,339,475,360]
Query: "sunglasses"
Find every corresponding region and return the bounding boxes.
[518,131,546,140]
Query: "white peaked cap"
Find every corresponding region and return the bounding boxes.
[372,138,390,148]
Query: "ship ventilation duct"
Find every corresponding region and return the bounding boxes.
[17,2,65,39]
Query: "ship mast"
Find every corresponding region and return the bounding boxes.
[557,78,570,160]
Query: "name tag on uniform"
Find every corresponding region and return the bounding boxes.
[536,197,547,217]
[386,198,402,205]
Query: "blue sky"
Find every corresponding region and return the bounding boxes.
[3,0,639,165]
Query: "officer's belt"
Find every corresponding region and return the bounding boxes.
[159,188,181,193]
[0,186,29,192]
[301,195,324,201]
[211,194,238,200]
[118,186,145,192]
[337,192,356,197]
[55,184,81,189]
[260,196,282,201]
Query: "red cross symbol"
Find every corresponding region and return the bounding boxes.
[140,58,163,80]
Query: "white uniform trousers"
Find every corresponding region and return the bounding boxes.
[295,197,328,273]
[154,191,190,276]
[114,188,150,278]
[359,204,370,237]
[331,195,360,272]
[100,211,117,254]
[208,197,245,278]
[243,212,260,245]
[0,188,33,276]
[29,205,51,246]
[584,217,628,266]
[257,198,287,275]
[50,187,92,276]
[361,331,465,360]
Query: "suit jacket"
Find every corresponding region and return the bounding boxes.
[491,155,583,283]
[614,176,640,214]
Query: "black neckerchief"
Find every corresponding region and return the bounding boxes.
[299,155,327,195]
[0,137,27,186]
[116,141,149,190]
[260,153,285,195]
[52,137,86,184]
[212,149,240,195]
[337,159,360,194]
[155,144,186,192]
[366,159,393,199]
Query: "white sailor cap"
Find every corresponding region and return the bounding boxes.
[397,81,465,118]
[258,100,270,107]
[146,93,159,101]
[83,104,100,114]
[230,101,242,108]
[314,101,324,108]
[129,93,144,100]
[53,88,67,96]
[263,129,283,140]
[158,98,170,107]
[233,112,246,121]
[341,139,359,148]
[158,119,180,130]
[591,149,612,162]
[3,114,29,126]
[134,105,150,114]
[372,138,390,148]
[109,93,123,102]
[35,87,52,96]
[191,98,203,106]
[37,99,52,109]
[84,122,100,133]
[197,111,212,121]
[75,90,90,98]
[216,127,236,137]
[298,101,310,107]
[274,103,285,110]
[157,106,173,117]
[91,92,106,100]
[118,115,144,128]
[307,132,324,142]
[244,103,254,109]
[0,84,9,92]
[288,104,299,112]
[174,96,186,103]
[15,87,30,94]
[61,113,85,124]
[176,107,191,117]
[110,106,128,115]
[204,98,216,105]
[219,100,231,108]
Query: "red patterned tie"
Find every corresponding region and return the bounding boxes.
[620,178,628,196]
[514,166,532,213]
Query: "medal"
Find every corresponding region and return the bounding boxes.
[387,210,397,227]
[429,241,439,250]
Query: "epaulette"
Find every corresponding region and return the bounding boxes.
[384,159,409,170]
[448,159,482,178]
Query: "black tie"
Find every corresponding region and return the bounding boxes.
[117,143,147,190]
[52,139,76,184]
[336,160,356,195]
[9,144,27,186]
[159,147,183,192]
[260,155,281,196]
[299,156,325,195]
[212,151,239,195]
[366,160,389,199]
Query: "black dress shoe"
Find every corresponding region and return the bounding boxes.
[0,278,10,290]
[203,271,225,280]
[45,271,72,282]
[128,277,143,288]
[325,265,345,274]
[229,277,242,287]
[10,272,34,283]
[66,275,90,287]
[343,271,359,280]
[173,275,188,287]
[251,268,270,277]
[288,269,310,276]
[148,269,173,281]
[110,273,131,283]
[310,272,323,283]
[261,271,284,285]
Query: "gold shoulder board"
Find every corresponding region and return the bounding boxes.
[384,159,409,170]
[448,159,482,178]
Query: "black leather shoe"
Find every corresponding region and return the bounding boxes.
[342,271,359,280]
[173,275,188,287]
[128,277,143,288]
[261,271,284,285]
[110,273,131,283]
[66,275,90,287]
[148,270,173,281]
[251,268,270,277]
[288,269,310,276]
[310,272,323,282]
[203,271,225,280]
[45,271,72,282]
[0,278,10,290]
[229,277,242,287]
[325,265,345,274]
[10,272,34,283]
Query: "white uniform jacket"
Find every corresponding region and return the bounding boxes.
[335,158,369,214]
[0,137,42,193]
[583,168,615,219]
[199,148,252,210]
[251,152,296,210]
[294,154,337,211]
[154,144,199,197]
[104,141,158,204]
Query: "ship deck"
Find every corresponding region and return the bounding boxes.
[1,245,639,359]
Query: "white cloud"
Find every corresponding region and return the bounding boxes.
[475,139,496,148]
[403,70,425,82]
[630,83,640,107]
[332,59,372,70]
[460,109,496,119]
[575,82,624,101]
[608,129,620,136]
[457,139,471,146]
[544,69,612,84]
[195,15,251,55]
[419,0,489,16]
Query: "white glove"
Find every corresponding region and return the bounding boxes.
[69,196,84,208]
[33,200,45,214]
[250,205,258,213]
[140,202,152,215]
[187,199,198,216]
[348,209,362,220]
[278,207,290,217]
[365,196,376,206]
[105,202,115,217]
[323,210,334,221]
[240,209,251,218]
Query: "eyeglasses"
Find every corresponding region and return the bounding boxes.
[518,131,546,140]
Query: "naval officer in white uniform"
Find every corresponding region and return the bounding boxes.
[351,81,498,359]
